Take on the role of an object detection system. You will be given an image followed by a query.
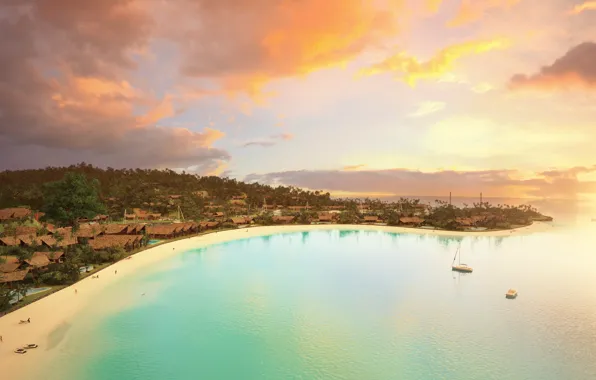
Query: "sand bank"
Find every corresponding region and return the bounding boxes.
[0,222,550,378]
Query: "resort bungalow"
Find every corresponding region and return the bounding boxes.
[102,224,129,235]
[0,256,21,273]
[363,215,382,224]
[199,221,220,230]
[75,225,104,242]
[0,236,27,247]
[0,268,30,288]
[0,207,32,222]
[23,252,51,272]
[15,226,38,236]
[38,233,78,249]
[399,217,425,227]
[125,224,147,235]
[88,235,143,251]
[46,251,65,264]
[146,225,178,239]
[272,215,296,224]
[229,217,253,226]
[317,213,336,223]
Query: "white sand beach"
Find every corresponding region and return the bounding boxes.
[0,222,550,379]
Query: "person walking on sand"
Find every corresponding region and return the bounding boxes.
[115,270,117,275]
[1,335,3,342]
[75,289,78,294]
[27,318,30,323]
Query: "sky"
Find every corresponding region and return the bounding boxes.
[1,0,596,199]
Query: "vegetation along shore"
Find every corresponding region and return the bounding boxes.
[0,163,552,314]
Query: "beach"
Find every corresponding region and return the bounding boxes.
[0,222,550,379]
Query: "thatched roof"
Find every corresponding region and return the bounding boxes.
[46,251,65,261]
[399,217,424,224]
[0,256,20,273]
[88,235,142,250]
[15,226,38,236]
[25,252,50,268]
[146,225,178,236]
[230,217,252,225]
[364,216,380,222]
[103,224,129,235]
[0,236,22,246]
[0,269,29,283]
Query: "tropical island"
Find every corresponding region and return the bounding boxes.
[0,163,552,313]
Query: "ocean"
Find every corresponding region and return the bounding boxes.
[38,206,596,380]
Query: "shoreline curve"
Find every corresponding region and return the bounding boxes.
[0,221,550,379]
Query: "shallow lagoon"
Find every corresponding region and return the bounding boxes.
[42,226,596,380]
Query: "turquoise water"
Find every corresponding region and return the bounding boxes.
[147,239,162,245]
[41,225,596,380]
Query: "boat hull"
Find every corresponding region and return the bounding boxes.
[505,293,518,299]
[452,266,473,273]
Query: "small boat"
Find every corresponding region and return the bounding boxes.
[506,289,518,299]
[14,348,27,354]
[451,245,473,273]
[25,344,38,349]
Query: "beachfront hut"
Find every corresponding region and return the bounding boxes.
[146,225,178,239]
[229,217,253,226]
[75,225,104,242]
[273,215,295,224]
[399,217,425,227]
[363,215,381,224]
[317,213,335,223]
[88,235,142,251]
[0,208,32,222]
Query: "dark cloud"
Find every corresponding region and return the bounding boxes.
[509,42,596,90]
[0,0,230,172]
[244,167,596,198]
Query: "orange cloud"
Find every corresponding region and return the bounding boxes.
[359,38,510,85]
[569,1,596,14]
[447,0,520,27]
[176,0,399,97]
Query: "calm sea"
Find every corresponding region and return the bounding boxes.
[37,199,596,380]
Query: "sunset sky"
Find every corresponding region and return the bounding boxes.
[1,0,596,199]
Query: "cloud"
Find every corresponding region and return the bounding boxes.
[343,164,367,171]
[241,133,294,148]
[408,101,446,117]
[158,0,399,97]
[569,1,596,14]
[0,0,231,171]
[359,38,510,85]
[244,166,596,198]
[447,0,521,27]
[509,42,596,90]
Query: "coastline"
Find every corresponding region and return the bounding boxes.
[0,221,550,379]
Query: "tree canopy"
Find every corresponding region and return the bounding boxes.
[41,172,106,226]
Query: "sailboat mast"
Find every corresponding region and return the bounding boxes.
[452,246,459,265]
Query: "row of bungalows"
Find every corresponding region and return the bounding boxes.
[455,216,488,228]
[88,235,144,251]
[362,215,383,224]
[0,207,32,222]
[229,217,253,227]
[272,215,296,224]
[399,217,425,227]
[199,221,220,230]
[0,251,65,287]
[125,208,162,221]
[316,213,338,223]
[145,222,200,239]
[0,227,79,249]
[77,214,109,223]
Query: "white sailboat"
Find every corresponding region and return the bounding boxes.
[451,244,473,273]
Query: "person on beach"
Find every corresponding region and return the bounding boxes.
[75,289,78,294]
[115,270,117,275]
[1,335,3,342]
[28,318,30,323]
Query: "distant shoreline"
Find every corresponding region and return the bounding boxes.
[0,221,550,380]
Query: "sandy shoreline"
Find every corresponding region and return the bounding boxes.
[0,222,550,378]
